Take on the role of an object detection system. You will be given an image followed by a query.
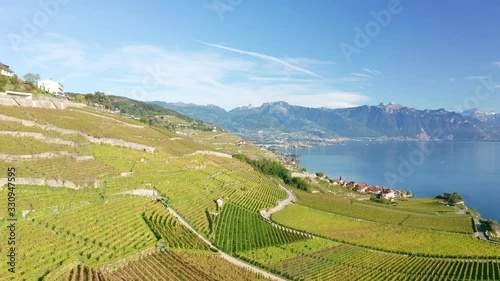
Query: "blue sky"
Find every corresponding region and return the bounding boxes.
[1,0,499,111]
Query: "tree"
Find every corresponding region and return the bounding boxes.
[94,91,110,105]
[23,73,40,86]
[436,192,462,205]
[448,192,463,205]
[0,75,7,91]
[84,93,95,104]
[73,95,86,103]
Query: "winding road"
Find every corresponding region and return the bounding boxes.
[473,217,500,245]
[474,217,489,241]
[164,178,303,280]
[166,207,287,281]
[261,180,296,220]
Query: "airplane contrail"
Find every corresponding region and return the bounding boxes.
[195,40,324,79]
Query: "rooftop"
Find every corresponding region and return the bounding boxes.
[0,62,14,73]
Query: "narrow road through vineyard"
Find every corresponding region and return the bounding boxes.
[260,180,296,220]
[167,207,287,281]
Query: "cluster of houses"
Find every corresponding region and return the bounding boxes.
[1,60,64,96]
[332,178,412,200]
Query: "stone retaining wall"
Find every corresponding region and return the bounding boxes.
[0,178,100,189]
[192,150,232,158]
[0,94,85,109]
[0,131,76,146]
[0,114,155,154]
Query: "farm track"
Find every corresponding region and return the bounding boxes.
[260,179,296,220]
[474,217,500,245]
[166,207,287,281]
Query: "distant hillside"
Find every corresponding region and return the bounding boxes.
[109,96,193,121]
[106,96,214,131]
[154,101,500,143]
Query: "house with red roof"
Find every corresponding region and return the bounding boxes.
[0,62,14,77]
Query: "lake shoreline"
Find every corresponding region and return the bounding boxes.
[280,141,500,222]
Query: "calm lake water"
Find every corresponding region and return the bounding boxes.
[282,141,500,222]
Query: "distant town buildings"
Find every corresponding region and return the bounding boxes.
[38,78,64,95]
[0,62,14,77]
[332,177,411,199]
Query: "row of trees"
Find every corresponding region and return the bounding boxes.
[67,91,114,109]
[233,154,312,192]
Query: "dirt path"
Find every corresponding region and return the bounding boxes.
[166,207,287,281]
[261,180,296,220]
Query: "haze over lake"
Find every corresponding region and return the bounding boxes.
[283,141,500,222]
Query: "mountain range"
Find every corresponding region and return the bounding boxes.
[153,101,500,144]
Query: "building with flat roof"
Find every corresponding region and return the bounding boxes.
[38,79,64,95]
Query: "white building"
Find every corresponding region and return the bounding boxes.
[382,191,395,199]
[38,79,64,95]
[216,198,224,209]
[0,62,14,77]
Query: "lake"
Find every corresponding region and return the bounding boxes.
[282,141,500,222]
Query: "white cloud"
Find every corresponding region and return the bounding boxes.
[16,34,369,110]
[286,92,370,108]
[493,61,500,67]
[466,75,488,80]
[249,76,317,83]
[363,68,381,76]
[351,73,372,78]
[283,57,334,66]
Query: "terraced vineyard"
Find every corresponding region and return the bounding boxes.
[142,206,210,250]
[273,204,500,258]
[357,197,458,214]
[215,203,307,254]
[0,135,75,155]
[105,250,272,281]
[295,189,473,233]
[57,264,105,281]
[16,157,119,185]
[270,244,500,281]
[0,104,293,280]
[1,104,499,281]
